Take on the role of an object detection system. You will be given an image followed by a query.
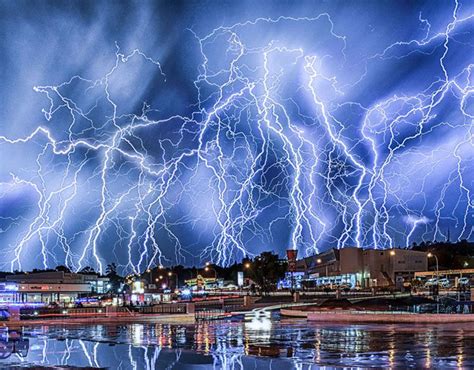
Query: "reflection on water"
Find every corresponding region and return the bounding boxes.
[1,314,474,368]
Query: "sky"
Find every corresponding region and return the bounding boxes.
[0,0,473,273]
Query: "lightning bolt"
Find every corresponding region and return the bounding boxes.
[0,1,472,273]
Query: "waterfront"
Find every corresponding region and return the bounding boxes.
[1,314,474,368]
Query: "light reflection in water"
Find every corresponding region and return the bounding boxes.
[0,317,473,369]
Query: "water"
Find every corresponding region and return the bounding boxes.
[1,314,474,369]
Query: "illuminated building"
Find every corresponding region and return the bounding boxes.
[0,271,110,304]
[296,247,428,288]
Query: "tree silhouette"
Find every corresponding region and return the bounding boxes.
[246,252,287,293]
[79,266,96,275]
[55,265,71,273]
[106,263,117,276]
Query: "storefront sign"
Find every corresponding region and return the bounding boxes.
[237,271,244,287]
[286,249,298,272]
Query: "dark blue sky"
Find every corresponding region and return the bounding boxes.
[0,0,473,273]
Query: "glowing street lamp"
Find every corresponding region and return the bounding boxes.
[204,266,217,279]
[427,253,439,277]
[389,250,396,256]
[168,271,178,289]
[316,258,328,276]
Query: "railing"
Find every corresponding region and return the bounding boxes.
[195,309,230,321]
[19,306,115,320]
[310,308,474,315]
[18,303,189,320]
[136,303,187,315]
[314,310,417,315]
[194,297,245,312]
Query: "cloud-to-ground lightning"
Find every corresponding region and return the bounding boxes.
[0,1,473,273]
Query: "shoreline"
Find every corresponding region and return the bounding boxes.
[1,313,195,327]
[281,308,474,323]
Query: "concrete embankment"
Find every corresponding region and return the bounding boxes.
[2,313,195,327]
[280,308,309,318]
[308,311,474,323]
[281,308,474,323]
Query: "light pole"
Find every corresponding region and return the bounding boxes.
[389,250,396,287]
[243,262,251,293]
[427,252,440,311]
[427,252,439,277]
[146,268,152,287]
[168,271,178,290]
[317,258,331,289]
[317,258,329,277]
[203,265,218,291]
[155,275,164,287]
[204,266,217,279]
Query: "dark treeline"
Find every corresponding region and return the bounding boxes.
[412,239,474,270]
[1,241,474,281]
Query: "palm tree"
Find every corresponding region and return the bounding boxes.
[106,263,117,276]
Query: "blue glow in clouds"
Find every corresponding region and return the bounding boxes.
[0,1,473,273]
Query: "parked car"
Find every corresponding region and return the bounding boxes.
[337,284,351,291]
[424,278,438,287]
[458,277,470,286]
[437,278,451,288]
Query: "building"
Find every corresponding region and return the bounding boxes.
[0,271,110,305]
[296,247,428,288]
[184,275,222,290]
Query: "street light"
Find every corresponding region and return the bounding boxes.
[168,271,178,289]
[146,268,152,287]
[388,250,396,286]
[316,258,328,277]
[427,253,439,277]
[244,262,251,269]
[204,266,217,279]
